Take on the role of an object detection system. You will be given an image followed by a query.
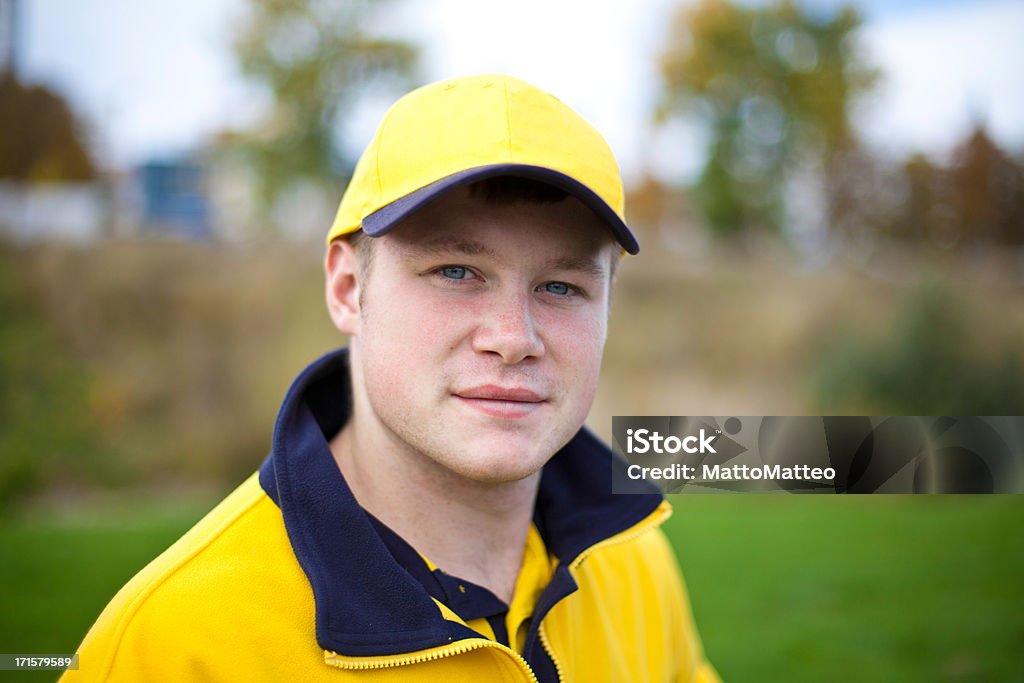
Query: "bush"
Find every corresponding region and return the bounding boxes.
[811,283,1024,414]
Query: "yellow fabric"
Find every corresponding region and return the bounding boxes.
[509,522,557,653]
[326,74,625,244]
[63,474,720,682]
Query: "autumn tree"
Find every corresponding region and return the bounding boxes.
[229,0,419,215]
[885,126,1024,248]
[656,0,877,238]
[0,75,97,181]
[947,126,1024,246]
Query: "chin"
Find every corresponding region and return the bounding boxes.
[440,445,551,485]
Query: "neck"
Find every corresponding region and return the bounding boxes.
[329,419,540,604]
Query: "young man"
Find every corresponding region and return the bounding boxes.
[65,75,719,682]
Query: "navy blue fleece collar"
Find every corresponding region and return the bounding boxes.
[259,347,663,658]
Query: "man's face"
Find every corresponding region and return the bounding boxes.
[345,185,618,484]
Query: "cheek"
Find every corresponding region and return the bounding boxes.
[358,276,468,376]
[548,301,607,349]
[546,310,607,388]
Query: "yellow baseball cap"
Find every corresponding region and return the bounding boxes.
[326,74,638,254]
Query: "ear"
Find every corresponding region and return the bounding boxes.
[325,239,361,336]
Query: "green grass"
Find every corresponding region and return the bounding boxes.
[0,500,214,682]
[1,496,1021,682]
[665,495,1024,682]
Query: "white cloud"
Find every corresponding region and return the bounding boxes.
[21,0,259,166]
[858,0,1024,159]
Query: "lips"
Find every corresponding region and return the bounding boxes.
[453,384,547,419]
[455,385,545,402]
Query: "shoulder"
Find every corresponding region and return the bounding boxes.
[66,473,313,681]
[549,505,721,682]
[578,508,687,602]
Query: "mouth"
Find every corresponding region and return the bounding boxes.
[453,385,548,419]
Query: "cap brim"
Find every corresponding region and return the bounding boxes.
[360,164,639,255]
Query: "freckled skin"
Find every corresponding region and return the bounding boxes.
[343,186,618,485]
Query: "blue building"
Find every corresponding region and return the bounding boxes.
[138,159,212,240]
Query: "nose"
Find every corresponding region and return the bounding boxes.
[472,289,545,364]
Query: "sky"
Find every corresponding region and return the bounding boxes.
[15,0,1024,185]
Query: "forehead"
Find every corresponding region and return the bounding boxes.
[381,185,618,264]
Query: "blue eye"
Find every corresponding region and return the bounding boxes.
[543,282,572,296]
[441,266,468,280]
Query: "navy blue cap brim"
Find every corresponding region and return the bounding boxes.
[360,164,639,255]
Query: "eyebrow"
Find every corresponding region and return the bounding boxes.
[406,235,609,279]
[543,255,608,279]
[412,236,498,259]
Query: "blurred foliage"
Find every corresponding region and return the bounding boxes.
[227,0,419,218]
[0,246,104,513]
[0,75,97,181]
[887,127,1024,247]
[0,241,341,511]
[657,0,877,237]
[812,283,1024,414]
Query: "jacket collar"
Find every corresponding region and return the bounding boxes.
[259,347,663,657]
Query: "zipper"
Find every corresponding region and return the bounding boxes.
[537,623,565,683]
[324,503,671,682]
[534,501,672,683]
[325,637,539,682]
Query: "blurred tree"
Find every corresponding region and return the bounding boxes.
[896,153,942,242]
[229,0,419,219]
[656,0,877,238]
[625,173,701,253]
[948,125,1024,246]
[0,75,97,181]
[887,126,1024,248]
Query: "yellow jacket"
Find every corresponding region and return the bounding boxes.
[64,349,719,682]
